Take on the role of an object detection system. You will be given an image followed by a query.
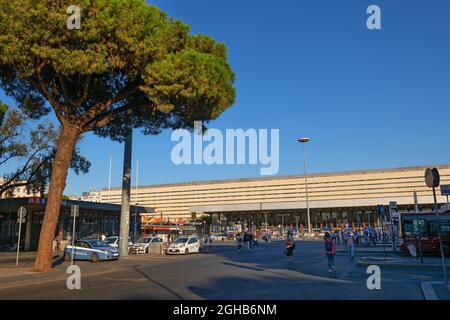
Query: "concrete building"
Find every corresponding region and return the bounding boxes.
[79,189,103,202]
[0,178,36,199]
[0,197,154,251]
[98,165,450,229]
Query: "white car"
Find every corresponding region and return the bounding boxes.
[132,237,163,254]
[166,236,200,255]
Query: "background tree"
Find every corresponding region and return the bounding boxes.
[0,0,236,271]
[0,101,7,125]
[0,108,91,198]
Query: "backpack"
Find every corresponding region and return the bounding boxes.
[325,240,333,252]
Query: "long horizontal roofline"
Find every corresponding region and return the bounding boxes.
[102,164,450,191]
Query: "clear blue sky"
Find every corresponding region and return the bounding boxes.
[1,0,450,195]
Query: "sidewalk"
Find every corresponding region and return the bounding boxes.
[337,244,401,255]
[356,255,450,269]
[0,252,179,291]
[421,282,450,300]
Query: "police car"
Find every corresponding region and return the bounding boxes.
[64,239,119,263]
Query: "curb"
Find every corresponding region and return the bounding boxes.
[421,282,439,300]
[337,250,402,255]
[356,260,450,270]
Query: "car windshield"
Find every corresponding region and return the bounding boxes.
[174,237,189,243]
[142,238,153,243]
[89,240,110,247]
[106,237,117,244]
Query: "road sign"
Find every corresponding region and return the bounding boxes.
[441,185,450,196]
[17,207,26,219]
[70,205,79,217]
[425,168,440,188]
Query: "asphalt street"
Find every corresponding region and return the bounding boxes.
[0,241,445,300]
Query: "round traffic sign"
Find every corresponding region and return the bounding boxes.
[17,206,27,219]
[425,168,440,188]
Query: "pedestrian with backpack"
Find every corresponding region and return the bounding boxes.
[324,232,336,273]
[347,232,355,259]
[284,232,295,262]
[342,230,348,249]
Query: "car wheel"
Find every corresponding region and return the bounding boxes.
[184,248,189,255]
[64,252,71,262]
[91,253,99,263]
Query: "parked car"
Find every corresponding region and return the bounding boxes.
[64,239,119,262]
[166,236,200,255]
[131,237,163,254]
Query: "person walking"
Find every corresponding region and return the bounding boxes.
[243,232,250,251]
[342,230,348,249]
[284,232,295,262]
[363,227,369,247]
[206,234,212,253]
[324,232,336,273]
[347,232,355,259]
[236,233,243,252]
[370,227,377,246]
[353,229,359,246]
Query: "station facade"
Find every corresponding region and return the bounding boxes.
[100,165,450,231]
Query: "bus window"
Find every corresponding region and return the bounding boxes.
[403,220,414,236]
[430,220,450,237]
[429,222,439,237]
[440,220,450,237]
[403,219,427,237]
[416,219,427,236]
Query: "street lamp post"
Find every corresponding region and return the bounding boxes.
[298,137,312,237]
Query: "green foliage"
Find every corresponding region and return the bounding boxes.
[0,0,236,140]
[0,109,91,197]
[0,101,7,125]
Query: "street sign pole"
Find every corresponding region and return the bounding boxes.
[377,205,386,259]
[15,207,26,266]
[426,168,447,285]
[389,202,398,252]
[70,205,79,266]
[413,191,424,264]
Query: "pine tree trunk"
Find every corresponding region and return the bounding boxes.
[34,123,80,272]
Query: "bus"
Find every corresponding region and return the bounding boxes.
[400,212,450,256]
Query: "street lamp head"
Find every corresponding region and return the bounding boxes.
[298,137,310,143]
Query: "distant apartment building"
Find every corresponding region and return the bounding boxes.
[79,188,103,202]
[0,178,37,199]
